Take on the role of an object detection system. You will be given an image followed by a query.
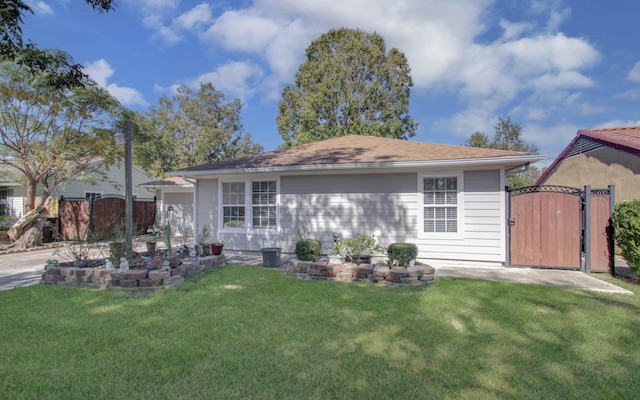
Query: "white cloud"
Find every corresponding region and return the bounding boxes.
[129,0,179,13]
[83,59,147,107]
[143,15,182,44]
[140,2,213,45]
[187,61,264,102]
[629,61,640,82]
[616,89,640,100]
[174,3,213,30]
[593,119,640,129]
[26,0,54,15]
[147,0,602,155]
[499,19,533,40]
[203,9,280,54]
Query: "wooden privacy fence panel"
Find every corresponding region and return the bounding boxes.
[585,187,615,273]
[508,185,614,273]
[59,195,156,241]
[509,186,582,268]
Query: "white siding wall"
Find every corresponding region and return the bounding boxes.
[49,165,156,199]
[414,170,505,266]
[195,169,506,267]
[162,191,194,237]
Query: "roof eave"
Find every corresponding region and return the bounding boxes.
[169,155,545,178]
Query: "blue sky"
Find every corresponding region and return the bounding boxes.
[22,0,640,165]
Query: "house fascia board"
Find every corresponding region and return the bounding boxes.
[169,155,545,178]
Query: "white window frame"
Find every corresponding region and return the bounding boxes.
[219,181,247,232]
[218,177,280,234]
[418,171,464,239]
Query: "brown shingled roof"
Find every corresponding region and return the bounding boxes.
[536,126,640,185]
[139,176,193,187]
[174,135,533,173]
[578,126,640,152]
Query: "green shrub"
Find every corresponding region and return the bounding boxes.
[387,243,418,267]
[343,233,385,259]
[0,215,13,231]
[295,238,322,261]
[611,199,640,276]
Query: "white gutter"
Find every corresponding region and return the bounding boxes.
[167,155,545,177]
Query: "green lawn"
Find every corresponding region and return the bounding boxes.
[1,266,639,399]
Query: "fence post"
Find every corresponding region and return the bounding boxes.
[609,185,616,276]
[584,186,591,274]
[88,196,95,236]
[505,186,512,268]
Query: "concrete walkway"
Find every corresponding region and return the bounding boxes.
[0,248,634,294]
[436,266,633,294]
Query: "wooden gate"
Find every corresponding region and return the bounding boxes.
[508,185,614,272]
[59,195,156,240]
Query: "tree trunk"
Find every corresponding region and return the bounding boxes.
[7,207,48,248]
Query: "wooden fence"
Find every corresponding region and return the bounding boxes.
[59,195,156,241]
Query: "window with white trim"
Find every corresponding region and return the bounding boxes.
[220,179,278,231]
[0,187,13,216]
[423,176,458,233]
[222,182,245,229]
[252,181,276,229]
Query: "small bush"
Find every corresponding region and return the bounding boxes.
[295,238,322,261]
[611,199,640,275]
[387,243,418,267]
[0,215,12,231]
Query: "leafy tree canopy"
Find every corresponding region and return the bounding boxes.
[277,28,418,147]
[132,83,263,176]
[0,58,122,213]
[464,117,540,188]
[0,0,115,88]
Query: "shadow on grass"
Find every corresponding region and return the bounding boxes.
[1,268,639,399]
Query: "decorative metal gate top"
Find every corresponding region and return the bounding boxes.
[509,185,581,197]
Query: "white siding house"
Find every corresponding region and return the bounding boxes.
[140,177,194,238]
[170,135,543,268]
[0,163,157,220]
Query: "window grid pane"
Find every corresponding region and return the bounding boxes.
[423,176,458,233]
[222,182,245,228]
[252,180,276,229]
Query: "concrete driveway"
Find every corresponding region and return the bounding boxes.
[0,247,56,291]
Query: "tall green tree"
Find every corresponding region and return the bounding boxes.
[277,28,418,147]
[133,83,262,176]
[0,59,121,245]
[464,117,540,188]
[1,0,115,88]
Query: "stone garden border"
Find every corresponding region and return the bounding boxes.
[287,259,435,286]
[40,255,226,290]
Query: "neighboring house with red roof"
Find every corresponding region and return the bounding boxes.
[169,135,542,267]
[140,176,194,238]
[536,126,640,202]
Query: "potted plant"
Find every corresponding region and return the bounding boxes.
[326,240,346,264]
[145,229,160,253]
[343,233,385,265]
[196,225,212,257]
[211,238,224,256]
[162,224,180,267]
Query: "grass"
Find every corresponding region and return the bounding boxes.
[1,266,639,399]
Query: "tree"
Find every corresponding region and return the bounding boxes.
[0,60,121,247]
[277,28,418,147]
[464,117,540,187]
[133,83,262,176]
[1,0,115,88]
